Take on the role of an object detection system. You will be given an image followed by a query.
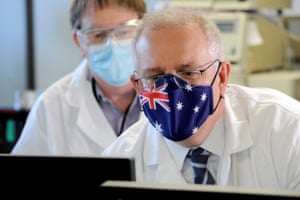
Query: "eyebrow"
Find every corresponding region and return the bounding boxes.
[141,63,197,74]
[81,22,123,33]
[177,64,197,70]
[142,68,163,75]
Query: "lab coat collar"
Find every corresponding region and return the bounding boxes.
[64,58,117,147]
[143,124,186,168]
[143,124,164,166]
[143,125,189,183]
[76,80,117,147]
[201,92,254,156]
[222,92,254,154]
[165,138,190,172]
[65,58,90,107]
[200,93,254,156]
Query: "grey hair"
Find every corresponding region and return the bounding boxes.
[133,8,224,66]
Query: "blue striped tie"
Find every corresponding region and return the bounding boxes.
[187,147,215,184]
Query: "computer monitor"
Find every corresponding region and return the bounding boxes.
[0,154,135,196]
[100,180,300,200]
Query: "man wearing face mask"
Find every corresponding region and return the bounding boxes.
[11,0,146,155]
[102,8,300,190]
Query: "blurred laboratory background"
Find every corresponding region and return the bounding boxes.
[0,0,300,152]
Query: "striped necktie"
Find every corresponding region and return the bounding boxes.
[187,147,215,184]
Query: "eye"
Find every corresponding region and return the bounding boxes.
[178,71,201,80]
[144,74,162,82]
[139,74,164,88]
[115,26,136,39]
[92,31,107,40]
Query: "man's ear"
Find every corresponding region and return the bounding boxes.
[73,31,86,57]
[130,74,140,92]
[219,61,231,94]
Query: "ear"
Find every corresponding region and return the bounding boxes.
[218,61,231,95]
[73,31,87,57]
[130,74,140,93]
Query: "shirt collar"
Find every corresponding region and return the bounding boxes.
[164,138,190,172]
[164,114,225,171]
[92,78,108,103]
[200,114,225,156]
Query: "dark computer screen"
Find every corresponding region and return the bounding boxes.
[100,180,300,200]
[0,154,135,197]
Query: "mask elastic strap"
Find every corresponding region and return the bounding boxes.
[91,78,100,103]
[213,95,224,113]
[210,61,222,86]
[139,105,144,112]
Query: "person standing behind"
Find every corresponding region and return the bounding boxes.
[102,8,300,190]
[11,0,146,155]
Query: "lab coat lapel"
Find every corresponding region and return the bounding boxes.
[217,96,253,186]
[65,59,116,148]
[76,81,117,147]
[143,125,186,183]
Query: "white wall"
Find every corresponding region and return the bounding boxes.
[284,0,300,16]
[0,0,81,107]
[34,0,81,91]
[0,0,26,107]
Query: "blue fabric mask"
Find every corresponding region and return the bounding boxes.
[88,39,135,86]
[139,74,218,141]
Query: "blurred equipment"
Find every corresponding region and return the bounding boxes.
[167,0,300,100]
[204,11,289,84]
[13,90,40,111]
[169,0,292,10]
[280,16,300,65]
[0,108,28,153]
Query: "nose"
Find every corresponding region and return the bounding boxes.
[102,31,115,45]
[163,68,178,76]
[106,28,115,37]
[101,28,116,44]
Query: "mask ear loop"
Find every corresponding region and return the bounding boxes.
[213,96,224,113]
[210,60,222,87]
[210,60,224,113]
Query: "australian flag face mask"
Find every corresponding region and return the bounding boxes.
[139,74,217,141]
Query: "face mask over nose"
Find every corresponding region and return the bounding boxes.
[88,39,135,86]
[139,73,222,142]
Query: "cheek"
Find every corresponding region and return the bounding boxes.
[77,43,88,58]
[82,49,88,58]
[212,78,222,104]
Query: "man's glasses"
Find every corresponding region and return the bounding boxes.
[135,59,221,89]
[77,19,140,46]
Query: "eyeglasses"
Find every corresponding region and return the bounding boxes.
[77,19,140,46]
[135,59,221,89]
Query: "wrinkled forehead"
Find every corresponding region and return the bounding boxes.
[134,25,210,73]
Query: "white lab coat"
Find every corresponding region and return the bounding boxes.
[11,59,142,155]
[103,84,300,191]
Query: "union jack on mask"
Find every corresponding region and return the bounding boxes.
[139,74,214,141]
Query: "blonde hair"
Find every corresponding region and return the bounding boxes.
[70,0,146,30]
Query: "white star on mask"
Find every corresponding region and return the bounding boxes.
[193,106,200,113]
[201,93,207,101]
[192,127,198,133]
[176,102,184,110]
[154,121,163,133]
[185,83,192,91]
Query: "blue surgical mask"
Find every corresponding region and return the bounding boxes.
[88,39,135,86]
[139,74,222,141]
